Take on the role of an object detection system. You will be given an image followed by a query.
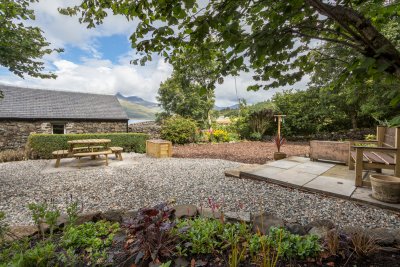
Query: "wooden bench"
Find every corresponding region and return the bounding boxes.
[349,126,400,187]
[110,147,123,161]
[52,150,70,168]
[74,150,113,167]
[72,146,104,152]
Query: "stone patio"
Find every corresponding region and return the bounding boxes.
[237,156,400,212]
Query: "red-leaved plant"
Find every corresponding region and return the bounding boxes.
[274,136,286,152]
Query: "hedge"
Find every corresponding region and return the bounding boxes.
[27,133,149,159]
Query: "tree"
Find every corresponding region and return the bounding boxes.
[60,0,400,91]
[0,0,61,79]
[157,71,215,127]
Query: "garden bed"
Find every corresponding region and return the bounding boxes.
[173,141,310,164]
[1,202,399,267]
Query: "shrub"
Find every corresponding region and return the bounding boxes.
[27,133,149,159]
[211,129,230,142]
[0,149,26,163]
[161,116,197,144]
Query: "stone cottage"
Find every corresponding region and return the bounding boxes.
[0,85,129,150]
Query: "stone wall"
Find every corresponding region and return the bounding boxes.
[0,120,127,151]
[128,121,161,139]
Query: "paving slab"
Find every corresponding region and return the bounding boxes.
[303,175,356,198]
[291,161,335,175]
[240,165,286,181]
[269,169,318,187]
[321,165,355,181]
[266,159,302,169]
[225,164,263,178]
[351,187,400,212]
[286,156,311,163]
[238,157,400,212]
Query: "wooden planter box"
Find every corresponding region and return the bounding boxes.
[146,139,172,158]
[310,140,349,164]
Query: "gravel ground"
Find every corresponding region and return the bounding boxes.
[0,153,399,229]
[173,141,310,164]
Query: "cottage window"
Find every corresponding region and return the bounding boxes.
[52,124,65,134]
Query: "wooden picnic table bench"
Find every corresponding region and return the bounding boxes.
[349,126,400,187]
[74,150,113,167]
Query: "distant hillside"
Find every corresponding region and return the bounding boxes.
[116,93,160,120]
[116,93,158,108]
[214,104,240,111]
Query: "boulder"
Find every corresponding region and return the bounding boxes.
[173,204,198,219]
[305,219,335,232]
[198,207,223,220]
[76,211,102,225]
[286,223,307,236]
[224,211,251,223]
[100,210,124,223]
[369,228,395,246]
[306,219,336,239]
[251,211,284,235]
[6,225,37,241]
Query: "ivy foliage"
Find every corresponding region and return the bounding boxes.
[59,0,400,91]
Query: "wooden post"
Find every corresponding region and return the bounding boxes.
[377,126,386,147]
[355,148,364,187]
[274,114,286,141]
[348,141,355,170]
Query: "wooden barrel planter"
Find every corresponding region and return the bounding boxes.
[370,174,400,203]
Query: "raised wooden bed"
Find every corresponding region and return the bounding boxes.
[310,140,349,164]
[146,139,172,158]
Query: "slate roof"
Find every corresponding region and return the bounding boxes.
[0,85,128,120]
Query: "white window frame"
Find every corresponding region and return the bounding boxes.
[52,123,66,134]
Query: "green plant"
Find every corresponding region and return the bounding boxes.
[28,203,48,238]
[249,132,263,141]
[65,196,82,227]
[0,212,8,243]
[0,149,25,163]
[28,201,60,238]
[57,248,78,267]
[159,260,172,267]
[364,134,377,141]
[175,217,224,254]
[8,241,56,267]
[161,116,197,144]
[62,220,119,263]
[228,242,246,267]
[27,133,149,159]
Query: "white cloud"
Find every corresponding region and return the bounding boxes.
[0,57,172,102]
[0,0,309,107]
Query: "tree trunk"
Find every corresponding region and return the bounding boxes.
[306,0,400,77]
[351,114,358,130]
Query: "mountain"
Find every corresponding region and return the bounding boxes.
[116,93,160,120]
[214,104,240,111]
[116,93,158,108]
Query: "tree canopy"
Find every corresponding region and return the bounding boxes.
[0,0,61,79]
[60,0,400,91]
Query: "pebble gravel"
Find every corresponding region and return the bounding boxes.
[0,153,399,229]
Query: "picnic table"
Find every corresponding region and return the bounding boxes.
[67,139,112,167]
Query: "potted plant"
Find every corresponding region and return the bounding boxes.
[273,136,287,160]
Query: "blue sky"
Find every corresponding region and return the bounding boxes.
[0,0,309,106]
